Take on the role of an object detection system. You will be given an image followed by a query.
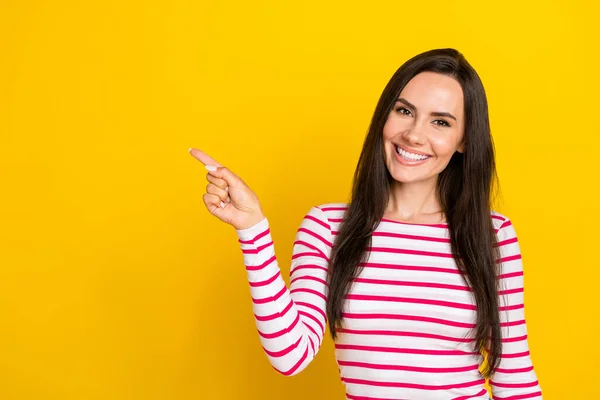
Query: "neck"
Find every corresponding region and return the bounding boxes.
[386,177,443,222]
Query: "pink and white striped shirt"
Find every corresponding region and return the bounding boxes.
[235,203,542,400]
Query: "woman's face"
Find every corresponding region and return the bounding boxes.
[383,71,465,185]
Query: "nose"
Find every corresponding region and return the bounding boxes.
[401,125,426,145]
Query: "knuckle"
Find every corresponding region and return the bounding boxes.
[206,183,217,194]
[204,193,217,203]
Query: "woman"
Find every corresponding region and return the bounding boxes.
[190,48,542,399]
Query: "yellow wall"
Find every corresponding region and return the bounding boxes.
[1,1,597,399]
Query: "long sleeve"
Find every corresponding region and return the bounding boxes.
[489,218,543,399]
[235,206,333,376]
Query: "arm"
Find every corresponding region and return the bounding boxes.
[235,206,332,376]
[489,218,543,399]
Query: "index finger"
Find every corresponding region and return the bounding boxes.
[189,148,223,167]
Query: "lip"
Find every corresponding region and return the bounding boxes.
[394,143,432,156]
[393,144,431,166]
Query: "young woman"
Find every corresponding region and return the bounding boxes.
[190,48,542,400]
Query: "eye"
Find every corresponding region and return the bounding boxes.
[395,107,412,116]
[433,119,451,127]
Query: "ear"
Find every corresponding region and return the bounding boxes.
[456,141,465,154]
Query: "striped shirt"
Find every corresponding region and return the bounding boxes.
[235,203,542,400]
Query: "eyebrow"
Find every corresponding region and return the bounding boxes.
[395,97,457,121]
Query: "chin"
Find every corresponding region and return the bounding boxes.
[387,164,438,185]
[389,170,426,184]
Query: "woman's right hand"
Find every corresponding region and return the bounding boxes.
[189,148,266,230]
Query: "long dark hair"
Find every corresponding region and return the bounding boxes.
[326,48,502,378]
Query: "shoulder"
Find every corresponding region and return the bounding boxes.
[490,210,512,231]
[313,202,349,219]
[490,210,519,244]
[298,202,349,233]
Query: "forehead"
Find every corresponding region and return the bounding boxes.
[399,72,464,115]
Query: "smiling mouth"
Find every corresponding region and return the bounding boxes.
[395,145,432,162]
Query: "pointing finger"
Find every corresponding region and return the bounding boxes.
[189,148,223,168]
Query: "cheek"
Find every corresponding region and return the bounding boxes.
[430,136,460,157]
[382,119,396,140]
[383,115,411,139]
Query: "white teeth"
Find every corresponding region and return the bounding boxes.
[395,146,429,161]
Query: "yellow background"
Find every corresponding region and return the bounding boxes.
[1,1,598,399]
